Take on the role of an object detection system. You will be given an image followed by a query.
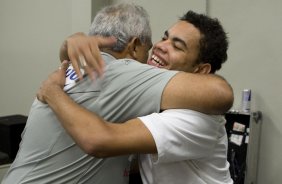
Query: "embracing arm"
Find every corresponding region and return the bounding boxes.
[50,95,155,157]
[161,72,234,114]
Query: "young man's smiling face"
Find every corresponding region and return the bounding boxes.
[147,21,202,73]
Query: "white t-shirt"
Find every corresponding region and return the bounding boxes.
[138,109,233,184]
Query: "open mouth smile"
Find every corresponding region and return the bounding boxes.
[147,54,166,68]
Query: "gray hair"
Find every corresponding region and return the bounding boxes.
[89,3,152,51]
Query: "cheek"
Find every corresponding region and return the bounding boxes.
[170,56,195,71]
[170,55,186,67]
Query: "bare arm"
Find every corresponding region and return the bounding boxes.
[161,72,233,114]
[50,98,155,158]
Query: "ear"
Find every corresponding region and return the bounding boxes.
[193,63,211,74]
[127,37,141,59]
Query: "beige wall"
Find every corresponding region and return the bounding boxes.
[0,0,91,116]
[209,0,282,183]
[0,0,281,183]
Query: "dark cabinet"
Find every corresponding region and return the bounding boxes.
[225,111,262,184]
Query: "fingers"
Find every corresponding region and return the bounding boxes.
[88,36,116,76]
[67,39,84,80]
[88,42,104,77]
[65,33,117,80]
[79,47,99,79]
[79,55,87,68]
[77,36,107,77]
[78,55,97,80]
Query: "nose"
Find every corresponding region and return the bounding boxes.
[154,40,169,53]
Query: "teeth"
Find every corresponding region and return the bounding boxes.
[152,55,164,66]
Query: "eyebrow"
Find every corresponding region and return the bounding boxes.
[165,30,188,49]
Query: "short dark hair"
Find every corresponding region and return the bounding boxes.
[180,11,229,73]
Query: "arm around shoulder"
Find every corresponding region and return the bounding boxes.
[161,72,234,115]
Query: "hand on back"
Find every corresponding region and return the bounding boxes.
[60,32,116,80]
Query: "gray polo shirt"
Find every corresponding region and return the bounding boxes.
[2,52,178,184]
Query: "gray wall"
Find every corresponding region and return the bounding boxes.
[0,0,92,116]
[209,0,282,183]
[0,0,281,183]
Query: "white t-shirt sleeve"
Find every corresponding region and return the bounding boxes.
[138,109,225,164]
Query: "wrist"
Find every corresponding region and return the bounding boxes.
[44,84,65,104]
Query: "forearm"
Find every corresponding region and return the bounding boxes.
[44,87,157,157]
[43,87,110,155]
[161,72,234,114]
